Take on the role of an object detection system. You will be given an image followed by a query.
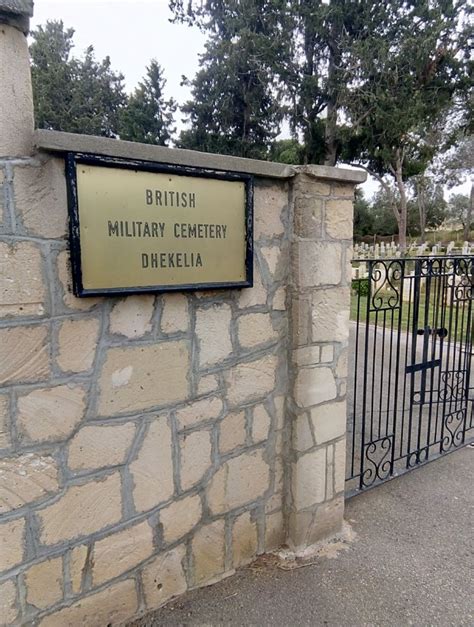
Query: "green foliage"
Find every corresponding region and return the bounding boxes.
[352,278,369,297]
[119,61,176,145]
[174,1,289,159]
[269,139,304,165]
[353,189,374,237]
[29,21,75,132]
[30,20,126,137]
[447,193,472,228]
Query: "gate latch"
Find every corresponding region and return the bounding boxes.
[416,326,448,339]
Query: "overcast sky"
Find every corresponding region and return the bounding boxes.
[31,0,205,106]
[31,0,469,201]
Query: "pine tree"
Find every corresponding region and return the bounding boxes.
[30,20,126,137]
[119,61,177,145]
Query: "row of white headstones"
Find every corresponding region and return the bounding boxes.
[354,241,474,260]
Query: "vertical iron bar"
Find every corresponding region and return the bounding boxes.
[359,260,373,490]
[406,259,421,467]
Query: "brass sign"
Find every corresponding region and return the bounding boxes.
[66,155,253,296]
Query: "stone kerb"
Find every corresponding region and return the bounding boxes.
[287,169,355,550]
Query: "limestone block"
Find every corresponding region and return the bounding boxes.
[312,288,350,342]
[260,245,282,278]
[25,557,62,610]
[272,286,286,311]
[160,494,202,543]
[293,496,344,547]
[0,394,10,448]
[311,401,346,444]
[252,405,271,443]
[238,263,267,308]
[293,346,320,367]
[0,241,45,317]
[142,545,187,610]
[92,520,154,586]
[225,354,277,406]
[292,448,326,510]
[313,181,331,195]
[109,295,154,338]
[294,366,337,408]
[176,396,223,430]
[325,199,353,240]
[294,241,342,287]
[0,170,4,228]
[17,384,86,443]
[287,510,314,548]
[130,417,174,513]
[195,304,232,367]
[274,395,285,430]
[0,453,58,513]
[332,182,355,198]
[294,414,314,452]
[13,159,67,238]
[334,438,346,493]
[0,24,34,156]
[39,578,138,627]
[98,341,189,415]
[237,313,276,349]
[291,294,311,347]
[314,496,344,540]
[254,183,286,239]
[219,410,246,454]
[0,579,18,624]
[207,450,270,514]
[191,520,225,585]
[232,511,257,568]
[197,373,219,396]
[57,250,101,311]
[294,176,331,197]
[160,293,189,334]
[69,544,87,594]
[0,324,49,385]
[68,422,136,471]
[179,430,212,490]
[265,511,284,550]
[38,473,122,545]
[320,344,334,363]
[56,318,100,373]
[336,347,348,379]
[294,196,323,238]
[0,517,25,572]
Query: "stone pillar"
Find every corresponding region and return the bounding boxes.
[0,0,34,157]
[286,167,358,551]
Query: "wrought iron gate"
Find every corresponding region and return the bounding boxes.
[346,256,474,495]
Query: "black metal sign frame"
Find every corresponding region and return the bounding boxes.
[65,152,254,297]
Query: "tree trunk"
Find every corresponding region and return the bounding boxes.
[417,184,426,244]
[324,45,339,166]
[324,7,341,167]
[464,181,473,241]
[393,153,408,252]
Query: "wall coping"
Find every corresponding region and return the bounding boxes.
[34,129,367,184]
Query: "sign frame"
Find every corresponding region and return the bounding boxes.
[65,152,254,297]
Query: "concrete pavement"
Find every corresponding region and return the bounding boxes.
[129,446,473,627]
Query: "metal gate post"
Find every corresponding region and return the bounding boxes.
[286,168,361,550]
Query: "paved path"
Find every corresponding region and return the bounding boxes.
[129,446,473,627]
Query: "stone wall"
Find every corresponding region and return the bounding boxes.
[0,153,291,624]
[0,5,366,624]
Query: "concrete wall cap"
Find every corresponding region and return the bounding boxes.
[0,0,33,16]
[34,129,367,184]
[0,0,34,34]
